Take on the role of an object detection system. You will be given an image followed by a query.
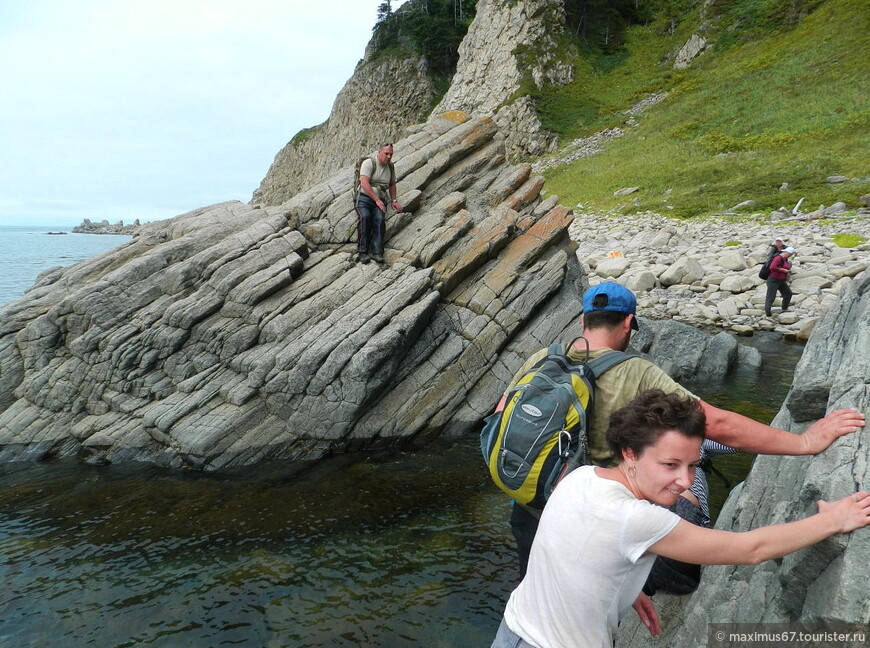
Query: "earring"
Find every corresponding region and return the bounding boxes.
[627,464,637,478]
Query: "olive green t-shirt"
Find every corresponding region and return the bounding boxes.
[504,345,697,466]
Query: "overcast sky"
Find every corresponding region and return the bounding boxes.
[0,0,407,226]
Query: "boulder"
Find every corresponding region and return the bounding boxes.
[660,257,704,287]
[719,275,755,294]
[595,257,631,278]
[729,200,756,211]
[621,270,657,293]
[791,275,833,293]
[630,320,740,383]
[824,202,848,216]
[715,297,742,319]
[717,250,748,271]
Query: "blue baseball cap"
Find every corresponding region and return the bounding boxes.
[582,282,639,330]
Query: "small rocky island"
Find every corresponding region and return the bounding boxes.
[72,218,142,235]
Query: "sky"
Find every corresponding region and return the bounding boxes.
[0,0,407,227]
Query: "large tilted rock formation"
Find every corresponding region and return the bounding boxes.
[0,115,565,469]
[616,269,870,644]
[0,114,752,470]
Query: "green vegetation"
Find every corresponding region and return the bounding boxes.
[832,233,868,248]
[290,123,324,147]
[538,0,869,220]
[724,240,742,247]
[371,0,478,78]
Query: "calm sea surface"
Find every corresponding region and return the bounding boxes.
[0,225,132,306]
[0,229,804,647]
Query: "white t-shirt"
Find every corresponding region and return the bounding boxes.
[503,466,680,648]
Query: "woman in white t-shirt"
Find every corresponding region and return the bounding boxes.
[492,390,870,648]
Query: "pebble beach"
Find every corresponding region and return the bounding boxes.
[569,210,870,340]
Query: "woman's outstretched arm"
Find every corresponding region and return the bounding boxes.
[650,491,870,565]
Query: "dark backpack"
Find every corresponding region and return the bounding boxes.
[479,343,631,512]
[352,155,395,206]
[759,253,780,279]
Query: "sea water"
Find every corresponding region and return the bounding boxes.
[0,225,132,306]
[0,230,804,646]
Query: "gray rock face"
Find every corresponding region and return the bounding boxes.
[616,268,870,645]
[253,0,576,205]
[674,34,708,69]
[0,115,758,471]
[431,0,572,156]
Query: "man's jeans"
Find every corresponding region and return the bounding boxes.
[491,618,536,648]
[356,195,385,255]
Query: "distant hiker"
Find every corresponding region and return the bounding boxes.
[758,237,786,280]
[492,281,864,587]
[767,237,786,261]
[354,143,403,264]
[764,246,796,317]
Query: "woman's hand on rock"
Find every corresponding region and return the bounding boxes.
[817,491,870,534]
[801,408,866,455]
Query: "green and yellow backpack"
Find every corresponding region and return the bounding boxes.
[480,342,630,512]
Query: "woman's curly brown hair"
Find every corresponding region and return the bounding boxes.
[606,390,706,460]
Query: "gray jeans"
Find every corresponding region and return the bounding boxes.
[764,277,792,315]
[491,617,537,648]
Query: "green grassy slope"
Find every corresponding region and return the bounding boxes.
[538,0,869,219]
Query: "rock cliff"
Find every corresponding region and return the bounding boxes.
[431,0,573,156]
[0,114,753,470]
[616,268,870,643]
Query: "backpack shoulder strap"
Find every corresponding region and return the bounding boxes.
[587,351,633,378]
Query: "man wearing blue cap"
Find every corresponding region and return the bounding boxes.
[494,281,865,585]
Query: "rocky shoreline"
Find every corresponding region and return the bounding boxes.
[569,210,870,340]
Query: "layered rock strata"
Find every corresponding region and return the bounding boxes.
[0,115,756,470]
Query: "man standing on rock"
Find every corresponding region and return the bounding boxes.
[765,246,795,317]
[493,282,865,588]
[356,143,403,264]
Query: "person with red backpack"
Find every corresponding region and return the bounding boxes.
[354,143,403,264]
[764,246,796,316]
